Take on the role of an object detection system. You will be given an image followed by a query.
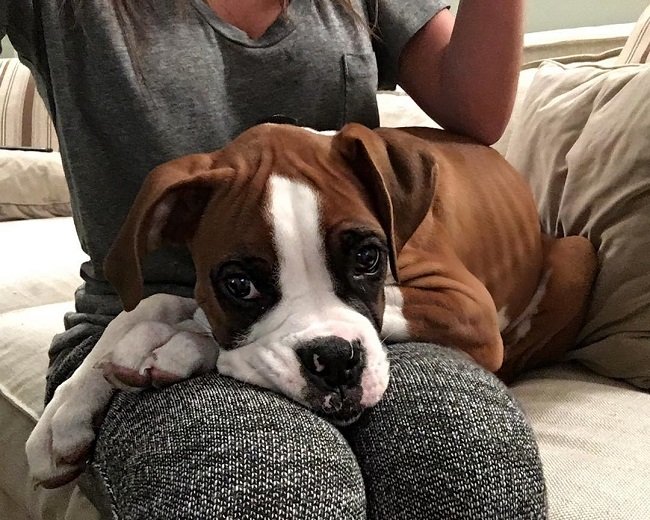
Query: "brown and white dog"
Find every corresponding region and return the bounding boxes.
[26,123,597,488]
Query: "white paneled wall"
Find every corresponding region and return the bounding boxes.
[448,0,648,33]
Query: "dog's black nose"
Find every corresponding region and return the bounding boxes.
[296,336,364,391]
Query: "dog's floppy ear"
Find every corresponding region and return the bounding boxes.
[104,154,227,311]
[333,123,437,282]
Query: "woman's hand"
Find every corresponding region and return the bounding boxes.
[398,1,525,145]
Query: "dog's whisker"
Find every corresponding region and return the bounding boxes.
[380,331,399,346]
[347,339,355,359]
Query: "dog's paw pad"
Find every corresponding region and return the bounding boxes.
[98,329,218,394]
[147,332,218,386]
[36,466,84,490]
[57,441,93,466]
[150,366,186,388]
[102,362,151,390]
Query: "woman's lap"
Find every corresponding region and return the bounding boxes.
[344,344,546,520]
[83,374,365,519]
[50,341,546,519]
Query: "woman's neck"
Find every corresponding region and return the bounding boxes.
[205,0,287,39]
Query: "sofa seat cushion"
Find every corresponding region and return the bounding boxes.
[0,216,97,519]
[0,302,73,418]
[0,217,88,314]
[377,86,438,129]
[0,302,72,515]
[513,364,650,520]
[0,300,100,520]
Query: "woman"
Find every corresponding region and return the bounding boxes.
[4,0,546,518]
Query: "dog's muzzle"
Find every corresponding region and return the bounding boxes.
[296,336,366,424]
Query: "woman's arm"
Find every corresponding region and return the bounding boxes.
[398,1,524,145]
[4,0,40,67]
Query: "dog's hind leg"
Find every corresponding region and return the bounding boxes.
[498,235,598,382]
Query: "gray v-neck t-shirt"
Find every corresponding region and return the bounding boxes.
[2,0,446,317]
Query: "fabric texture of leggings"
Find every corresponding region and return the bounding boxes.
[47,340,547,519]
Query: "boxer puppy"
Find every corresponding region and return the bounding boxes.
[26,123,597,488]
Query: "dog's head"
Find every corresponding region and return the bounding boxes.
[104,123,436,423]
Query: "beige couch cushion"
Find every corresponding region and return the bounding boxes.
[0,219,80,510]
[0,58,68,221]
[0,217,97,520]
[506,61,650,388]
[496,46,624,156]
[378,86,438,129]
[0,302,100,520]
[0,149,71,221]
[0,218,88,314]
[513,364,650,520]
[0,303,72,503]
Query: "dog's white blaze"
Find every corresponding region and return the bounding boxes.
[269,175,334,300]
[216,175,389,408]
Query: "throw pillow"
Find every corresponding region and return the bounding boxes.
[0,150,71,220]
[506,61,650,388]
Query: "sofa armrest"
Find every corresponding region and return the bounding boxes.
[522,23,633,64]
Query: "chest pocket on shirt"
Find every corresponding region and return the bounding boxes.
[342,53,380,128]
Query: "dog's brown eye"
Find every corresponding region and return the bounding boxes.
[225,276,261,300]
[355,245,381,274]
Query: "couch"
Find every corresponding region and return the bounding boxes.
[1,8,649,519]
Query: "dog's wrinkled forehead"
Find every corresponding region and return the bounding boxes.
[189,124,382,264]
[104,122,432,317]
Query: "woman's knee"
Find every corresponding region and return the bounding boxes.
[345,343,546,520]
[85,373,365,520]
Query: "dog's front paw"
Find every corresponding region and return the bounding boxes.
[101,322,218,390]
[25,378,106,488]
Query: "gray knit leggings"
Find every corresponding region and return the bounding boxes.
[47,342,546,519]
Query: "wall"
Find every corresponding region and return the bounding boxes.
[448,0,647,33]
[1,37,16,58]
